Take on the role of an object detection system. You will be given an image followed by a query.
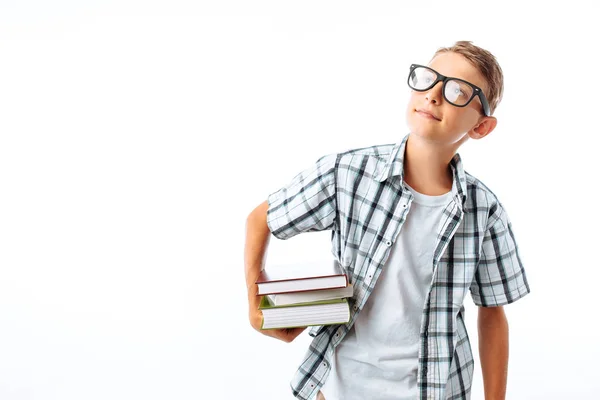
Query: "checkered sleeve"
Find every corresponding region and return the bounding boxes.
[470,202,531,307]
[266,152,338,240]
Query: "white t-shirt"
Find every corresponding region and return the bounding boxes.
[319,178,455,400]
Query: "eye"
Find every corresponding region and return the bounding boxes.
[453,87,466,97]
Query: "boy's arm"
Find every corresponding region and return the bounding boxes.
[244,200,306,343]
[478,306,508,400]
[244,152,339,342]
[470,201,531,399]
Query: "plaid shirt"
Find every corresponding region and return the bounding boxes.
[266,132,531,400]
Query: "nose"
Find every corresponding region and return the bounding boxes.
[424,81,443,104]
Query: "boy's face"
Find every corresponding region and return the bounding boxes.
[405,51,496,144]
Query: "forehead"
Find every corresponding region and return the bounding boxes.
[428,52,487,90]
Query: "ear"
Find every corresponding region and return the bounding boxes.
[469,116,497,139]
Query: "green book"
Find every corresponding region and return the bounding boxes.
[258,295,350,330]
[259,295,348,309]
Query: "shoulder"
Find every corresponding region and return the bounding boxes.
[338,142,396,160]
[464,171,508,227]
[330,142,396,172]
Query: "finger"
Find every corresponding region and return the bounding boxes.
[272,329,294,342]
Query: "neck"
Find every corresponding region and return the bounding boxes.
[402,133,456,196]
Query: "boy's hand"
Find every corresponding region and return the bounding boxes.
[249,299,307,343]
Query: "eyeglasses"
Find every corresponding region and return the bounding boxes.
[407,64,491,117]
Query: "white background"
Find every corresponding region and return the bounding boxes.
[1,1,599,399]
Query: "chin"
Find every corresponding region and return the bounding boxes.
[407,119,435,136]
[406,127,432,140]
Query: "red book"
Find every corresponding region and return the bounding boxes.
[255,259,348,295]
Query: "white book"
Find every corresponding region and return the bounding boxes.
[255,259,348,295]
[267,284,354,306]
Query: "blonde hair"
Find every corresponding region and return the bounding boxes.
[431,41,504,115]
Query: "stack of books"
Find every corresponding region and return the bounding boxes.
[255,259,352,330]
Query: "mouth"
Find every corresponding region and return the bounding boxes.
[415,109,441,121]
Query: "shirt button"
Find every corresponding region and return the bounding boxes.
[385,240,392,246]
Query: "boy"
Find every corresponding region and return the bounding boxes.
[244,41,531,400]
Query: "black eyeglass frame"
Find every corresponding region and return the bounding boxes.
[407,64,491,117]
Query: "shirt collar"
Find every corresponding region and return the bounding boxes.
[373,132,468,208]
